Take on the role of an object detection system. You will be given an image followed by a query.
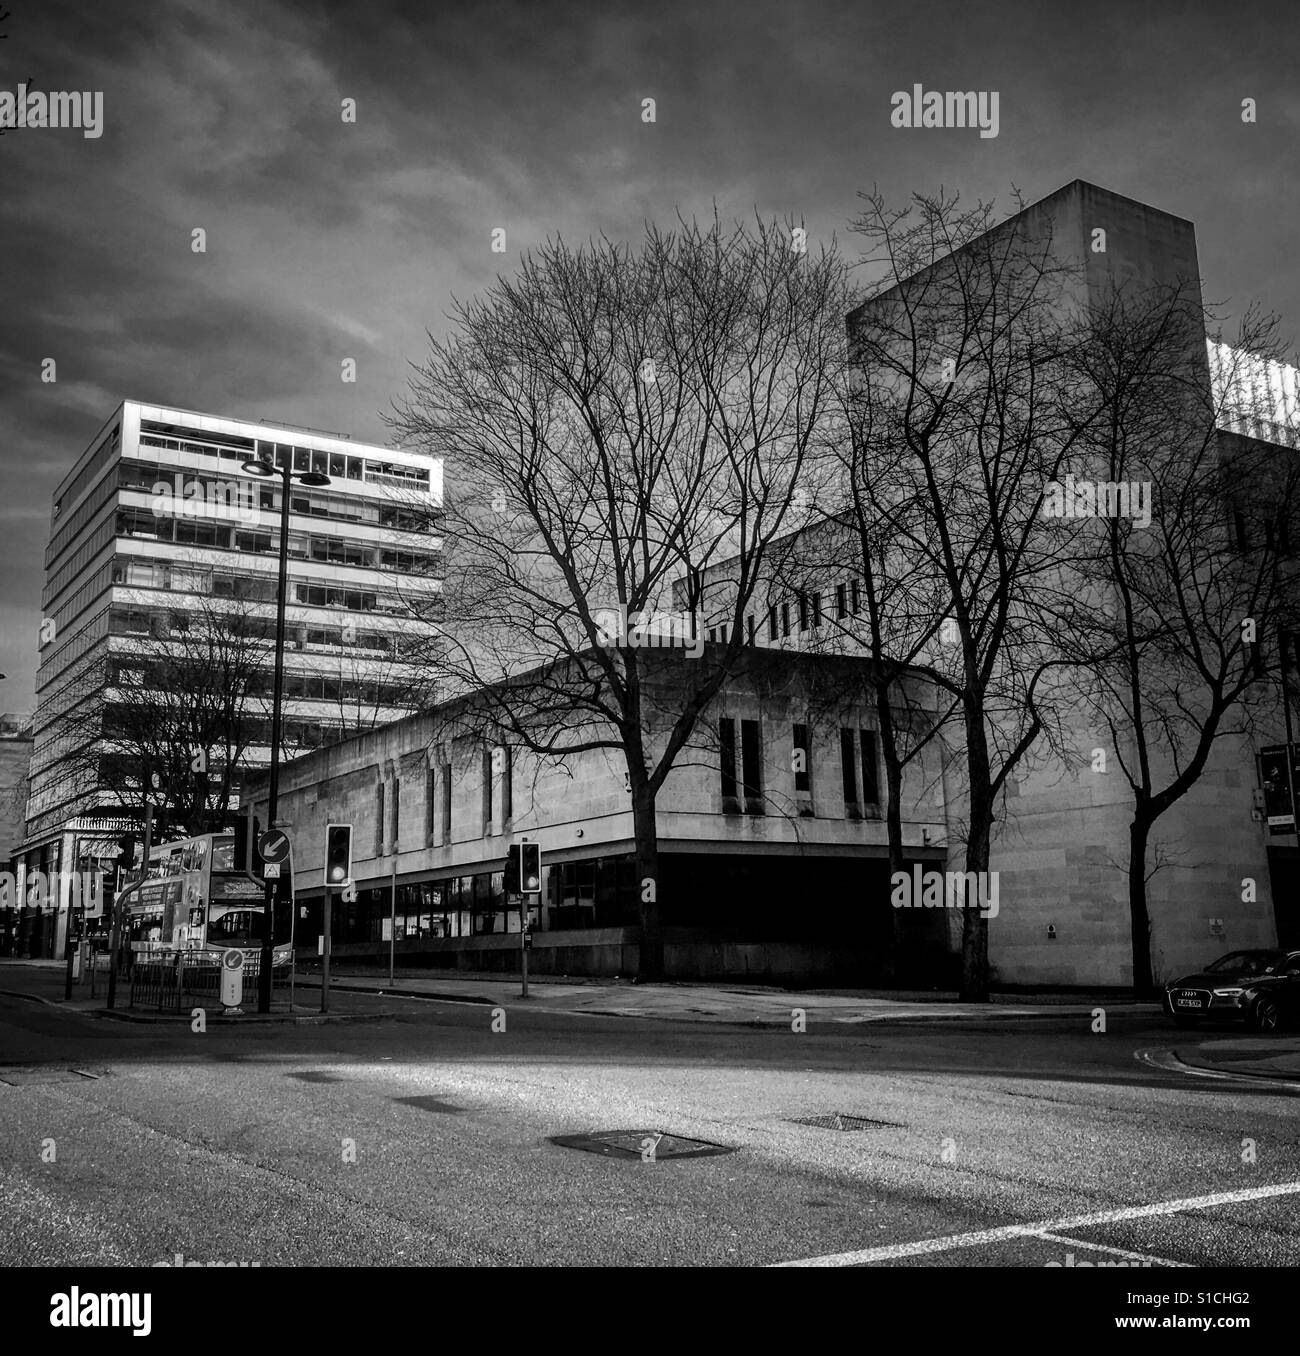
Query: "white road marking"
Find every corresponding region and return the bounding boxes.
[1134,1045,1300,1093]
[1033,1231,1191,1267]
[771,1180,1300,1267]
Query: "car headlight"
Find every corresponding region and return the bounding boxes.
[1212,987,1244,997]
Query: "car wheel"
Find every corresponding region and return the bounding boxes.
[1250,996,1282,1034]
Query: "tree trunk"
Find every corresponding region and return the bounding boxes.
[959,704,994,1002]
[631,783,663,981]
[1127,815,1156,997]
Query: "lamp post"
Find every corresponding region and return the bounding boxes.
[242,452,331,1011]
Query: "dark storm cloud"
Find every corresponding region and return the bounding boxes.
[1,0,1298,704]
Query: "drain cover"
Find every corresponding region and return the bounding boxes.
[792,1113,904,1131]
[393,1095,463,1114]
[0,1067,109,1086]
[550,1130,735,1160]
[287,1071,340,1084]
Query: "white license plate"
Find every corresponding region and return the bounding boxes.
[1175,998,1202,1008]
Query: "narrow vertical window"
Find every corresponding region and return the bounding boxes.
[440,762,452,838]
[793,724,811,793]
[812,592,823,628]
[482,746,494,834]
[376,782,386,853]
[747,614,756,645]
[720,718,739,810]
[500,745,513,823]
[793,722,812,815]
[849,578,861,616]
[835,583,847,619]
[841,728,859,817]
[798,592,809,631]
[427,765,438,840]
[781,602,791,637]
[391,777,401,848]
[741,718,763,813]
[768,606,778,641]
[859,729,879,811]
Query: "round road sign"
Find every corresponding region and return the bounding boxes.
[258,830,292,864]
[222,949,245,971]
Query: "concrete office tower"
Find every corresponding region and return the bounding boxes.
[18,400,442,957]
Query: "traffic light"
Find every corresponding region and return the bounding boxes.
[505,844,521,892]
[520,841,541,895]
[325,824,352,886]
[1282,629,1299,673]
[116,834,138,877]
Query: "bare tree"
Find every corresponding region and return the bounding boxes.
[69,591,271,836]
[845,188,1103,1000]
[389,214,854,979]
[1058,293,1300,992]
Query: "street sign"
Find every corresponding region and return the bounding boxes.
[1260,744,1296,834]
[263,862,281,879]
[219,948,245,1010]
[258,829,291,865]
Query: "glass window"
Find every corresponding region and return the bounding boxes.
[841,729,859,817]
[859,729,879,807]
[719,718,738,808]
[793,723,811,794]
[740,719,763,812]
[346,456,363,480]
[293,447,310,472]
[312,450,328,476]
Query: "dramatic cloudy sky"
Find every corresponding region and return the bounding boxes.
[1,0,1297,710]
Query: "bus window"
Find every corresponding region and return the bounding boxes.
[206,908,260,947]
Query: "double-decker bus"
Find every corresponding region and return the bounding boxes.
[117,832,292,967]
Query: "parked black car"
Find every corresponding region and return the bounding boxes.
[1163,949,1300,1033]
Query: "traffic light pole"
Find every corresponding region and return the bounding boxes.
[520,893,529,999]
[320,884,331,1014]
[259,458,294,1014]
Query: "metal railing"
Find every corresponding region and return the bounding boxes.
[127,950,289,1012]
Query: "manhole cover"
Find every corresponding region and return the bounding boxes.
[393,1095,463,1114]
[0,1067,109,1086]
[287,1071,340,1084]
[550,1130,735,1160]
[792,1113,904,1131]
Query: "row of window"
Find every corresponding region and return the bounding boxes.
[138,423,432,491]
[51,423,119,530]
[103,639,418,707]
[371,721,882,863]
[115,507,440,573]
[320,860,638,944]
[121,460,434,533]
[720,718,880,818]
[704,579,863,645]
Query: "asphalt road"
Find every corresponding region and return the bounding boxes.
[1,991,1297,1268]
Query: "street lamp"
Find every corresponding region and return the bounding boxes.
[241,453,331,1011]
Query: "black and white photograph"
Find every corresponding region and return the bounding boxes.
[1,0,1297,1325]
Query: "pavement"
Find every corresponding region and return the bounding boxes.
[3,957,1299,1082]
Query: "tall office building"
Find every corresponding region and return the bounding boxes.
[17,400,442,956]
